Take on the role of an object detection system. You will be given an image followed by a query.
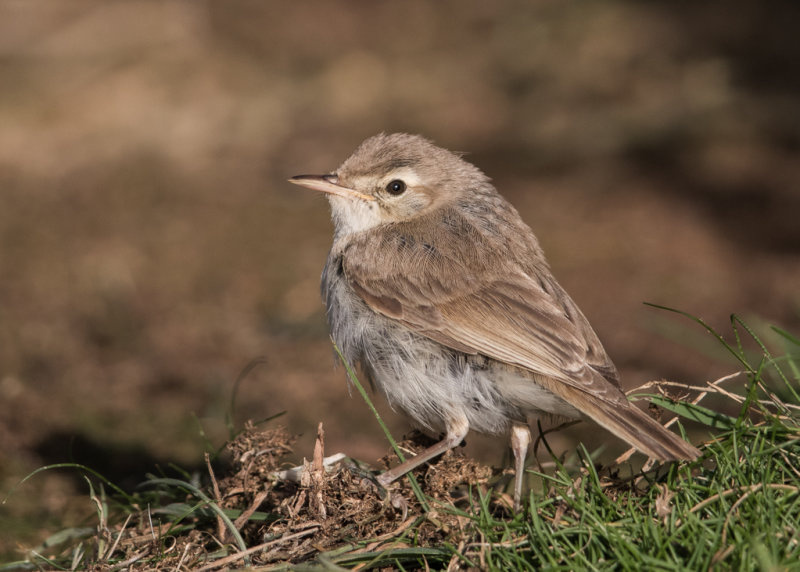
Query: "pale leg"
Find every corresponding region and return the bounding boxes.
[510,423,531,512]
[377,415,469,487]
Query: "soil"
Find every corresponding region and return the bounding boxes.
[62,423,499,569]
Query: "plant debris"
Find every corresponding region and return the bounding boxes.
[36,422,501,570]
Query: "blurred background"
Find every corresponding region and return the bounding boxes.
[1,0,799,552]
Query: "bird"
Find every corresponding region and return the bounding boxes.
[289,133,701,511]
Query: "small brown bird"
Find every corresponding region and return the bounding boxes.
[290,133,700,510]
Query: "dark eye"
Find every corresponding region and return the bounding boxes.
[385,179,406,195]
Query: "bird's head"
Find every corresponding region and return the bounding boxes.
[289,133,491,236]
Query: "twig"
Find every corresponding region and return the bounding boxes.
[352,516,420,551]
[206,452,225,542]
[194,527,320,572]
[108,548,148,571]
[103,513,132,560]
[173,541,195,572]
[676,483,799,528]
[233,490,269,531]
[311,422,327,519]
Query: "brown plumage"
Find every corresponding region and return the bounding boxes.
[290,133,700,510]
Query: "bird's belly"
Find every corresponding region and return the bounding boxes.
[325,271,579,436]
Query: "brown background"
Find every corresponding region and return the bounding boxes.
[1,0,799,552]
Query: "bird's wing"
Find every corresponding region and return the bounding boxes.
[342,226,626,406]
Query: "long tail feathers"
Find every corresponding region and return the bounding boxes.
[591,398,701,460]
[547,381,701,461]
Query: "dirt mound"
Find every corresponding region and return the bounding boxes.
[84,422,498,569]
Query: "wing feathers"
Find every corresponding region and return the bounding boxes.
[344,227,625,404]
[340,208,699,459]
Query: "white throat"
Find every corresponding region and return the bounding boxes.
[328,195,383,237]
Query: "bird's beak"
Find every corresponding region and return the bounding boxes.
[288,174,376,202]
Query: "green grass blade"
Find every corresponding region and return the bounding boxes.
[331,339,430,511]
[226,356,269,439]
[141,477,250,565]
[3,463,132,505]
[771,325,800,348]
[649,395,737,429]
[645,303,753,372]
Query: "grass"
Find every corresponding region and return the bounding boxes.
[2,311,799,570]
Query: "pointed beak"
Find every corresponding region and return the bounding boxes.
[288,174,376,202]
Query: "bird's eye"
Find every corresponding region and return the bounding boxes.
[385,179,406,195]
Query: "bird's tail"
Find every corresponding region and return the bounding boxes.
[546,380,701,461]
[589,397,701,460]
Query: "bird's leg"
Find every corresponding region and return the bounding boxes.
[377,415,469,487]
[510,422,531,512]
